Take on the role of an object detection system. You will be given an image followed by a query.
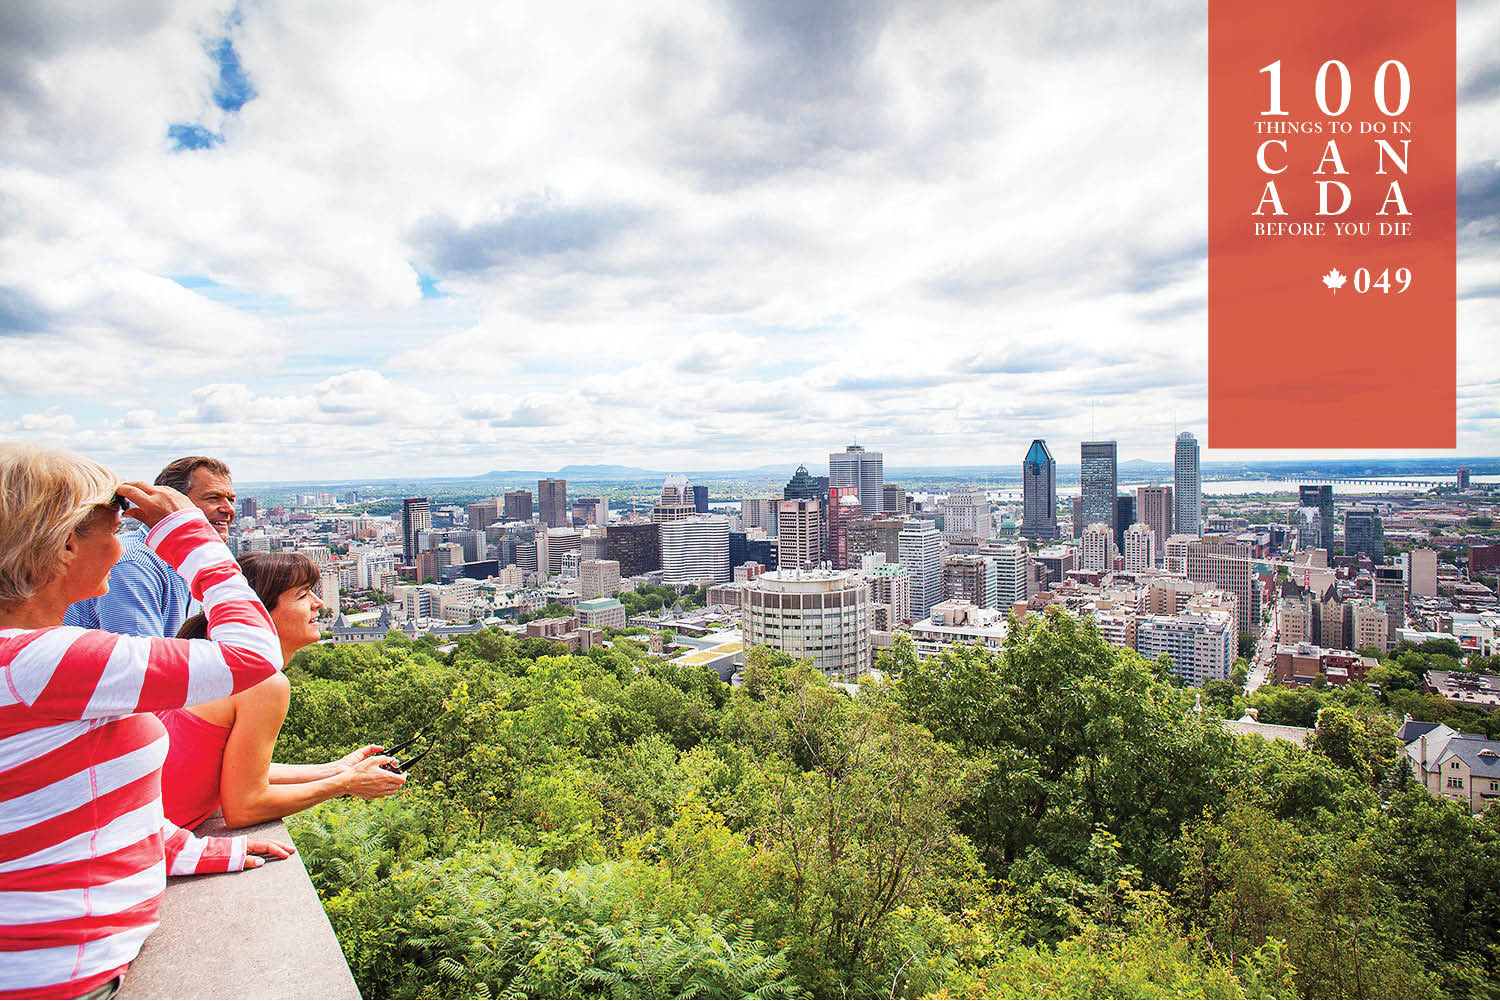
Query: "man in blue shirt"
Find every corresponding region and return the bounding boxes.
[64,456,238,637]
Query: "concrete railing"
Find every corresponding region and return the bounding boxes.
[118,816,360,1000]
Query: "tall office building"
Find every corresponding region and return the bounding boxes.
[1080,441,1118,543]
[899,519,943,620]
[777,499,823,570]
[1298,484,1334,554]
[943,486,992,541]
[653,475,698,522]
[538,478,568,528]
[846,515,907,567]
[882,484,908,515]
[691,485,709,514]
[603,523,660,577]
[400,497,431,563]
[829,444,884,518]
[741,497,779,534]
[467,499,500,532]
[1174,432,1201,537]
[826,486,862,570]
[1114,494,1135,554]
[503,490,533,522]
[658,516,730,586]
[783,464,827,501]
[1020,439,1059,541]
[990,543,1031,608]
[1344,506,1385,560]
[1136,486,1173,566]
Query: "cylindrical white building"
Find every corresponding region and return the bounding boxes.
[740,569,872,679]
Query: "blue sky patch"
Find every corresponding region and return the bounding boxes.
[209,35,256,113]
[167,123,223,151]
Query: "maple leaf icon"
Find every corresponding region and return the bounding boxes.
[1321,267,1348,292]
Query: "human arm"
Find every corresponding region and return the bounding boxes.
[218,675,405,828]
[162,818,294,874]
[3,489,283,719]
[268,744,383,783]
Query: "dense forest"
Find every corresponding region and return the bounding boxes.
[277,609,1500,999]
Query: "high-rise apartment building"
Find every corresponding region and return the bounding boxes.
[400,497,431,564]
[578,559,621,599]
[503,490,533,522]
[658,516,730,586]
[1080,441,1118,543]
[1186,535,1255,635]
[1020,439,1058,541]
[1298,484,1334,554]
[1174,432,1201,537]
[777,499,823,570]
[1136,486,1173,567]
[538,478,568,529]
[1344,506,1384,560]
[826,486,862,569]
[899,519,943,620]
[942,554,997,608]
[1457,468,1471,489]
[943,486,991,541]
[829,444,884,519]
[1124,523,1156,572]
[1082,522,1115,572]
[864,562,910,627]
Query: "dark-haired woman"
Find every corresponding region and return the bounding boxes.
[158,552,405,830]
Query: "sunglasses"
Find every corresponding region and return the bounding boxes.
[380,728,439,773]
[106,492,130,514]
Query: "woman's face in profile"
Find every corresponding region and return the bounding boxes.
[269,582,322,653]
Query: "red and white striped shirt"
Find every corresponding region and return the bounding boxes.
[0,509,284,999]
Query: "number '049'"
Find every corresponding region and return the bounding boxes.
[1353,268,1412,293]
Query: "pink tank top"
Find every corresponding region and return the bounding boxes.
[157,709,231,830]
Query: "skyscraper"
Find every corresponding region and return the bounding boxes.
[538,478,568,528]
[1174,432,1201,537]
[1344,506,1385,560]
[691,485,709,514]
[943,486,991,540]
[882,483,908,515]
[1136,485,1173,567]
[1020,439,1058,541]
[783,464,827,501]
[1080,441,1118,541]
[400,497,431,563]
[829,444,884,518]
[1082,522,1115,572]
[503,490,533,522]
[777,499,823,570]
[1298,484,1334,554]
[899,519,943,620]
[658,516,730,586]
[1114,494,1135,554]
[826,486,862,569]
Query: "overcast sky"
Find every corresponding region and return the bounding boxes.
[2,1,1498,481]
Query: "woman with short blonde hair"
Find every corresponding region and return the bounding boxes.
[0,443,292,1000]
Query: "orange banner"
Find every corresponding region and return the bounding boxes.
[1209,1,1455,448]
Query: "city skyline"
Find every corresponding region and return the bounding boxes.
[2,3,1499,481]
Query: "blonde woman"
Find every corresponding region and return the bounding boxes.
[0,444,291,1000]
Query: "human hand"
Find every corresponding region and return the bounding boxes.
[341,755,407,799]
[114,482,196,529]
[243,839,296,869]
[335,744,383,770]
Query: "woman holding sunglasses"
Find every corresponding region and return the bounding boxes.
[0,444,292,1000]
[159,552,405,831]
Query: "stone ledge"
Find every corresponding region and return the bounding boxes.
[119,816,360,1000]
